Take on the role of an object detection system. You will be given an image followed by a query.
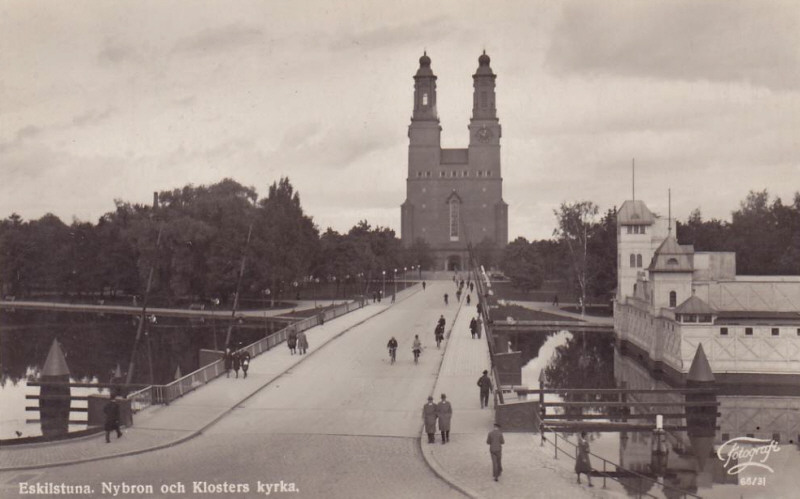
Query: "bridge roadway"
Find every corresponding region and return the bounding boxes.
[0,282,599,499]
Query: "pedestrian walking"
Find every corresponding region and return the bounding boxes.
[443,293,448,305]
[288,328,298,355]
[469,282,474,293]
[469,317,477,339]
[437,394,452,444]
[476,302,482,316]
[232,350,241,378]
[422,281,426,291]
[223,347,233,377]
[476,316,483,339]
[422,396,438,444]
[412,334,422,364]
[103,396,122,443]
[435,324,444,348]
[466,294,471,305]
[240,350,251,378]
[552,294,559,307]
[477,370,493,408]
[575,431,594,486]
[297,330,309,355]
[487,423,504,481]
[456,289,462,302]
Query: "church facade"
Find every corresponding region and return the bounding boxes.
[400,52,508,271]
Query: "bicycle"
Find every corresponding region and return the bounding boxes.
[413,348,421,364]
[389,347,397,364]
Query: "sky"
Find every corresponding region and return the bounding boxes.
[1,0,799,240]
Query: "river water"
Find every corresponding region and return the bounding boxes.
[517,330,800,499]
[0,309,284,440]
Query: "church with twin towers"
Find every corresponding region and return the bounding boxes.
[401,51,508,271]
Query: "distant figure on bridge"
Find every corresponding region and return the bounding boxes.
[240,350,251,379]
[477,370,493,409]
[437,394,452,444]
[469,317,477,339]
[437,315,445,329]
[232,350,241,378]
[297,331,309,355]
[456,289,462,302]
[288,328,298,355]
[486,423,504,481]
[224,348,233,377]
[553,294,559,307]
[103,396,123,443]
[476,302,482,316]
[412,335,422,364]
[469,282,474,293]
[422,396,438,444]
[466,294,471,305]
[422,281,426,291]
[443,293,449,305]
[435,324,444,348]
[575,431,593,487]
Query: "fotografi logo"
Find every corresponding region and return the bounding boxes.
[717,437,781,475]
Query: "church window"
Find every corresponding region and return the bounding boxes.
[417,172,422,177]
[422,93,428,106]
[464,170,468,177]
[487,171,492,177]
[636,254,643,267]
[449,199,459,241]
[669,291,676,307]
[667,258,679,266]
[477,171,482,177]
[640,226,647,234]
[440,171,445,177]
[426,171,431,177]
[630,254,636,268]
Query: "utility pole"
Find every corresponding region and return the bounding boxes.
[224,223,253,349]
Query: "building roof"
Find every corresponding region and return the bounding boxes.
[674,295,715,315]
[648,235,694,272]
[42,339,70,377]
[687,343,715,383]
[617,200,656,225]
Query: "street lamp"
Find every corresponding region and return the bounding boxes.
[314,278,320,308]
[382,270,386,300]
[393,268,397,302]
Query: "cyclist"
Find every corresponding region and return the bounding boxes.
[387,337,398,364]
[412,334,422,364]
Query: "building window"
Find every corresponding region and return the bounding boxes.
[698,315,711,323]
[417,172,422,177]
[636,254,643,267]
[449,198,459,241]
[667,258,679,266]
[626,226,633,234]
[669,291,676,307]
[630,254,636,268]
[772,328,779,336]
[745,327,753,336]
[487,171,492,176]
[426,171,431,177]
[720,327,728,336]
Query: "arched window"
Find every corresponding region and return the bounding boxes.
[630,254,636,268]
[636,254,643,267]
[669,291,677,307]
[667,258,679,266]
[449,198,459,241]
[422,93,428,106]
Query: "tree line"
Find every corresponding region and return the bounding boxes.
[0,178,432,305]
[497,190,800,307]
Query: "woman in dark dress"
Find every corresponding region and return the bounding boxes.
[575,431,593,486]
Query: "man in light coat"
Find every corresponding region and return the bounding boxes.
[422,396,438,444]
[437,394,452,444]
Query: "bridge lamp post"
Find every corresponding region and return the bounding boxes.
[393,268,397,301]
[382,270,386,299]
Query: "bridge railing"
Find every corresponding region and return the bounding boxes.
[128,299,365,409]
[469,252,504,405]
[539,423,701,499]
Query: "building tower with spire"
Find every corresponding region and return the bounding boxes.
[401,51,508,270]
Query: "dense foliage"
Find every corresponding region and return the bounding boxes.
[0,178,431,305]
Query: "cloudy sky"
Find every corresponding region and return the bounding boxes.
[2,0,799,240]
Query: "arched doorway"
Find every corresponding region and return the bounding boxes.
[447,255,461,271]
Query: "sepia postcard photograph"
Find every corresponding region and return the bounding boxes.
[1,1,799,497]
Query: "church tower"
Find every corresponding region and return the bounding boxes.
[401,52,508,271]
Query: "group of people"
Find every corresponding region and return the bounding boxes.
[386,334,423,364]
[468,315,483,339]
[422,394,452,444]
[287,328,309,355]
[223,346,252,378]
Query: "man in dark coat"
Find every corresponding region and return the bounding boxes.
[437,394,452,444]
[103,396,122,443]
[487,423,505,481]
[477,370,493,409]
[232,350,241,378]
[422,396,438,443]
[469,317,477,339]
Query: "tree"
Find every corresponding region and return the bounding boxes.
[405,237,435,271]
[553,201,598,314]
[500,237,543,292]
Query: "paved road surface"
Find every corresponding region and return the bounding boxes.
[0,282,466,498]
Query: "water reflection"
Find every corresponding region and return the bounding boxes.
[0,309,285,439]
[516,329,800,498]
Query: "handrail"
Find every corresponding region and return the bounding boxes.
[127,299,364,409]
[539,422,701,499]
[468,252,504,405]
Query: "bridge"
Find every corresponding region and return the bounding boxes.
[0,280,605,499]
